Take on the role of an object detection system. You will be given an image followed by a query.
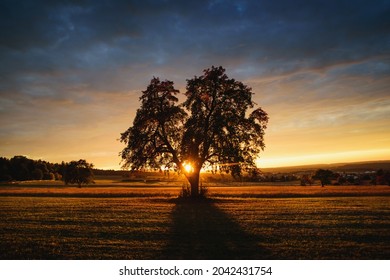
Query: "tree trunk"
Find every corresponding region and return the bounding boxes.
[188,169,200,198]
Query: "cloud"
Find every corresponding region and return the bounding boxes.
[2,1,388,72]
[0,0,389,168]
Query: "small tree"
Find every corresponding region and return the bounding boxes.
[300,174,313,186]
[120,66,268,197]
[314,169,334,187]
[62,159,94,187]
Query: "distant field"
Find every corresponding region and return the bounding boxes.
[1,181,389,259]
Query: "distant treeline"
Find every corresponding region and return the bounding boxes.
[0,156,64,182]
[262,161,390,174]
[92,169,130,177]
[0,155,136,182]
[2,155,389,186]
[0,156,94,185]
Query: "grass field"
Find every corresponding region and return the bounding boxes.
[1,180,390,259]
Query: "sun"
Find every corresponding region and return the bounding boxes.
[183,162,194,173]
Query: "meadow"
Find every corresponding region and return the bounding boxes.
[1,177,390,259]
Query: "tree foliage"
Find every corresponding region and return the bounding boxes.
[120,78,186,170]
[0,156,59,182]
[0,156,95,186]
[62,159,94,187]
[314,169,334,187]
[120,66,268,197]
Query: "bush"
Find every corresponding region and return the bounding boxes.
[178,184,191,199]
[44,172,56,181]
[32,169,43,180]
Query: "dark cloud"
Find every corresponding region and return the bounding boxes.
[0,0,389,167]
[1,0,389,98]
[1,1,389,84]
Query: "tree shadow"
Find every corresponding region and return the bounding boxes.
[159,199,273,259]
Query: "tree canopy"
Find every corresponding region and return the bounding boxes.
[314,169,334,187]
[62,159,94,187]
[0,155,59,182]
[120,66,268,197]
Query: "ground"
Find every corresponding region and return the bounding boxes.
[1,177,389,259]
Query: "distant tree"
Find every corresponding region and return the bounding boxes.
[32,168,44,180]
[34,160,50,180]
[376,169,385,185]
[249,168,262,182]
[0,157,12,181]
[9,156,34,181]
[48,172,56,180]
[62,159,94,187]
[314,169,334,187]
[384,171,390,186]
[54,172,62,181]
[337,175,347,185]
[120,66,268,198]
[300,174,313,186]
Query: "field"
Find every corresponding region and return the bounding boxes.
[1,178,390,259]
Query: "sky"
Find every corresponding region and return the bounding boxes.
[0,0,389,169]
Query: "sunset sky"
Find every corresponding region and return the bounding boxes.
[0,0,389,169]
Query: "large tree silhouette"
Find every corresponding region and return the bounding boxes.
[120,66,268,197]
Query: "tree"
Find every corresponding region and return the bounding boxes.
[9,156,34,181]
[300,174,313,186]
[0,157,12,181]
[32,168,44,180]
[62,159,94,187]
[314,169,334,187]
[120,66,268,197]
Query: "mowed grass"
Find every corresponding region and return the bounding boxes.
[1,183,390,259]
[216,196,390,259]
[0,197,174,259]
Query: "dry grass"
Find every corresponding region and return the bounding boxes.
[1,181,390,259]
[217,196,390,259]
[0,197,174,259]
[1,180,389,198]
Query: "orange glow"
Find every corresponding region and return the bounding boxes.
[257,148,390,168]
[183,162,194,173]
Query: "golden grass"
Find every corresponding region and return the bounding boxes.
[217,196,390,259]
[1,182,390,259]
[1,181,389,198]
[0,197,174,259]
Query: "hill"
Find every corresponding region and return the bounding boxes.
[260,160,390,173]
